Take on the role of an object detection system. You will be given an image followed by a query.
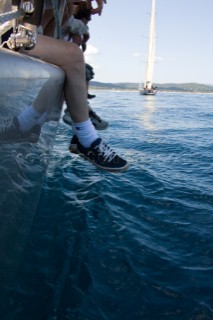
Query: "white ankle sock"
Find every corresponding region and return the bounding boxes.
[73,119,98,148]
[18,106,42,131]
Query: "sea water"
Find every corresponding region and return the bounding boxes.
[2,91,213,320]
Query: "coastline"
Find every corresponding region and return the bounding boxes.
[90,87,213,95]
[90,81,213,95]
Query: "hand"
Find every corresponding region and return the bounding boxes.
[71,34,83,46]
[87,0,105,16]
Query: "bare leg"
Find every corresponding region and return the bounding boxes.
[0,34,128,170]
[27,34,88,123]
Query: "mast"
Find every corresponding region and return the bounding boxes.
[144,0,155,90]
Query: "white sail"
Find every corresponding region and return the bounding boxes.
[144,0,155,88]
[140,0,157,95]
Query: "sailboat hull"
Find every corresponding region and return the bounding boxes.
[139,89,157,95]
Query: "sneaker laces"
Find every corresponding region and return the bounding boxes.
[94,140,117,162]
[0,117,15,134]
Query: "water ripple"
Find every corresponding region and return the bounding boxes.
[2,92,213,320]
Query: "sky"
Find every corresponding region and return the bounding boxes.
[84,0,213,84]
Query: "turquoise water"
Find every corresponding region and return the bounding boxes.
[2,91,213,319]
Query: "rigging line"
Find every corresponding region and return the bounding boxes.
[58,0,67,24]
[51,0,70,39]
[62,0,70,28]
[0,8,24,24]
[52,0,63,39]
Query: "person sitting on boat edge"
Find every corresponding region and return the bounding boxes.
[0,0,128,172]
[60,0,108,130]
[42,0,108,130]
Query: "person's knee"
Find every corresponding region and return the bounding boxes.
[62,42,84,64]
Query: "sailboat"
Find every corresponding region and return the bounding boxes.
[139,0,157,95]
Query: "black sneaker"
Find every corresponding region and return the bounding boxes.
[89,109,108,130]
[63,107,109,131]
[63,109,72,126]
[87,93,96,99]
[69,136,128,172]
[0,116,41,144]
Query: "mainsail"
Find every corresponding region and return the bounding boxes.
[139,0,157,95]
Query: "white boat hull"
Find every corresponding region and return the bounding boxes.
[0,48,65,300]
[140,89,157,95]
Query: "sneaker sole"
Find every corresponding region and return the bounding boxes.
[69,145,128,172]
[69,144,79,154]
[92,122,109,131]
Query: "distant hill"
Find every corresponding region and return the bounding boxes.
[90,81,213,93]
